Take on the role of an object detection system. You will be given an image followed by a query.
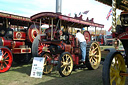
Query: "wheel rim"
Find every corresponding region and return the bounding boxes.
[89,42,101,69]
[60,54,73,76]
[0,48,12,72]
[110,53,126,85]
[41,53,53,74]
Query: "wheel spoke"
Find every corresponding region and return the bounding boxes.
[4,61,8,66]
[66,56,70,61]
[5,60,9,62]
[68,61,71,65]
[95,55,99,58]
[2,50,3,55]
[65,54,68,59]
[110,76,116,85]
[38,51,42,55]
[4,55,9,59]
[93,51,97,55]
[3,52,7,57]
[44,62,47,66]
[110,66,117,72]
[92,46,98,52]
[61,64,64,67]
[67,66,70,71]
[115,77,121,85]
[62,66,67,73]
[118,60,122,70]
[62,57,65,62]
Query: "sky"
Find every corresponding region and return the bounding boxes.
[0,0,122,31]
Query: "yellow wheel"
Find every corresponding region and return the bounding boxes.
[41,52,53,74]
[58,52,73,77]
[86,41,101,70]
[103,52,126,85]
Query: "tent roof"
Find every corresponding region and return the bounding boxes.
[96,0,128,11]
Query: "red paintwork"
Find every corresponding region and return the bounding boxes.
[0,12,31,22]
[13,31,26,40]
[117,31,128,39]
[12,48,31,54]
[27,24,39,42]
[1,37,25,48]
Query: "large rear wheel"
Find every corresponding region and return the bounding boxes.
[58,52,73,77]
[102,52,126,85]
[40,52,53,74]
[0,46,13,72]
[86,41,101,70]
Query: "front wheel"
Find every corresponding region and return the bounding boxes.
[102,52,126,85]
[0,46,13,72]
[58,52,73,77]
[40,52,53,74]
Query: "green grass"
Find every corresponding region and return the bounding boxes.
[0,46,115,85]
[0,62,103,85]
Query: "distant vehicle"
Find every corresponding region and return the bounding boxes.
[92,35,105,45]
[105,35,113,45]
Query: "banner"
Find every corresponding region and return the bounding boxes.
[30,57,45,78]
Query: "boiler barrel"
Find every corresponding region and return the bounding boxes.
[0,37,25,48]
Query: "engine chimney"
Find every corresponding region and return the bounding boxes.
[56,0,62,14]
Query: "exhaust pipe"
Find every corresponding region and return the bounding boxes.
[56,0,62,14]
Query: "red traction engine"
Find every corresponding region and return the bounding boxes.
[31,12,103,77]
[0,24,39,72]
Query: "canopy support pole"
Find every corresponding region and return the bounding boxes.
[95,27,96,41]
[51,18,53,40]
[40,19,42,34]
[112,0,116,32]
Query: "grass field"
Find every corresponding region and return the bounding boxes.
[0,62,103,85]
[0,46,127,85]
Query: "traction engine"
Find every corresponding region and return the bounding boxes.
[0,23,39,72]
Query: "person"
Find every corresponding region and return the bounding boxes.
[76,30,86,63]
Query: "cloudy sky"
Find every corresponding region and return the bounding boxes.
[0,0,122,31]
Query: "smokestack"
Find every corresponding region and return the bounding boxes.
[56,0,62,14]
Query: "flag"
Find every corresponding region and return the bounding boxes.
[106,8,112,20]
[68,13,71,17]
[83,10,89,14]
[79,12,81,15]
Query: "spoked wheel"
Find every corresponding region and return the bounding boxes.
[102,52,126,85]
[32,35,49,57]
[13,53,32,64]
[58,52,73,77]
[0,46,13,72]
[41,52,53,74]
[86,41,101,70]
